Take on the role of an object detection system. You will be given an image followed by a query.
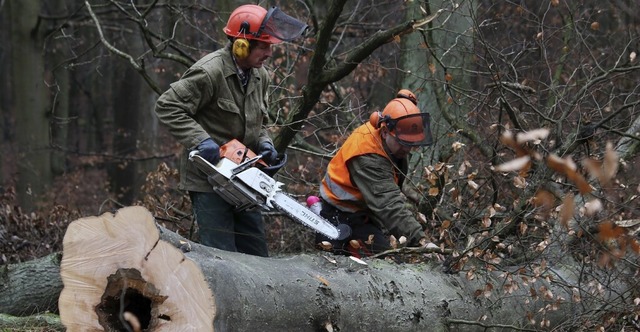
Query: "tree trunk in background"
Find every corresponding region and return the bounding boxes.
[48,0,72,176]
[0,4,12,185]
[405,0,476,162]
[109,62,140,205]
[400,0,476,214]
[9,0,52,211]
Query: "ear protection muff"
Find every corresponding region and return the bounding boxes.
[232,38,250,59]
[369,111,393,130]
[232,21,251,59]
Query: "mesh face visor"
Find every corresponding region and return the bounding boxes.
[388,113,433,147]
[259,7,309,42]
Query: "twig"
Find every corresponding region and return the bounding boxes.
[446,318,540,331]
[369,245,452,259]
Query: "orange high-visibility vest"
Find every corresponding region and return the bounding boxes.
[320,122,399,212]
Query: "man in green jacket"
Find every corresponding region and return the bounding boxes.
[154,5,307,256]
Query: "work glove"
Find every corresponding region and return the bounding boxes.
[258,141,278,165]
[262,152,288,176]
[196,138,220,165]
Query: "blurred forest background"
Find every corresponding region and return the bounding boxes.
[1,0,639,329]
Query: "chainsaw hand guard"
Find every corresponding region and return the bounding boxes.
[262,153,287,176]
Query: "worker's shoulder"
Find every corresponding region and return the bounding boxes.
[191,49,233,76]
[193,49,224,67]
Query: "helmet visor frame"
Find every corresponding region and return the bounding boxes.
[388,113,433,147]
[259,7,309,42]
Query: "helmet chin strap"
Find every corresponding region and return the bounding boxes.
[234,55,252,70]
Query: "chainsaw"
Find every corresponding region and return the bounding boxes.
[189,139,348,240]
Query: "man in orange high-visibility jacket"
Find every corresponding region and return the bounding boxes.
[318,90,434,257]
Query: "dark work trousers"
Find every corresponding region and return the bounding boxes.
[190,191,269,257]
[316,201,390,257]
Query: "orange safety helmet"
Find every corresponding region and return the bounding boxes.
[223,5,308,45]
[396,89,418,105]
[370,92,433,146]
[223,5,281,44]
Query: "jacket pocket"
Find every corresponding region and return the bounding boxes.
[217,98,241,115]
[170,80,195,102]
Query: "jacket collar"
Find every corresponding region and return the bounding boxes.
[220,47,261,81]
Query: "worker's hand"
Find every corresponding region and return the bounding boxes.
[197,138,220,165]
[258,142,278,165]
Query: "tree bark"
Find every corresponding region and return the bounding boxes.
[0,313,64,331]
[9,0,52,211]
[1,206,631,331]
[0,252,63,316]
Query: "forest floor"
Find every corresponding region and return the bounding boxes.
[1,161,319,265]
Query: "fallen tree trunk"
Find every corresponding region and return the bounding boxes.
[0,252,63,316]
[0,313,64,331]
[2,206,631,331]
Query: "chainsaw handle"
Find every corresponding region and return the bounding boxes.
[261,153,287,176]
[219,139,268,167]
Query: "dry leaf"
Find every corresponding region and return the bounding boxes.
[322,255,337,264]
[500,130,517,149]
[318,241,333,251]
[494,156,531,172]
[559,193,575,230]
[547,154,592,194]
[316,275,330,286]
[513,175,527,188]
[429,63,436,74]
[325,322,334,332]
[484,283,494,298]
[603,142,619,183]
[349,256,368,265]
[389,235,398,249]
[365,234,375,245]
[466,268,476,280]
[441,220,451,229]
[532,190,555,213]
[482,216,492,228]
[519,222,528,235]
[582,158,603,181]
[468,180,479,190]
[597,221,626,241]
[445,73,453,82]
[452,141,465,151]
[584,198,602,216]
[516,128,550,144]
[458,161,467,176]
[349,239,361,249]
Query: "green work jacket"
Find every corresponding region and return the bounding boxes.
[347,153,425,246]
[155,46,273,192]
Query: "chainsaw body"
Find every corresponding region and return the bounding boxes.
[189,139,344,240]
